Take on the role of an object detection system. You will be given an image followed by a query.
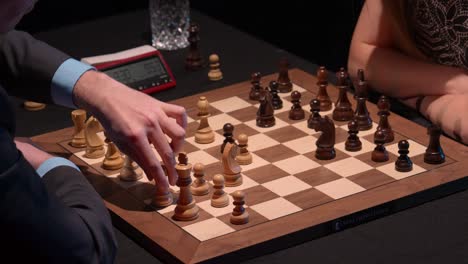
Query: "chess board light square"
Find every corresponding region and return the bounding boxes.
[206,113,242,131]
[185,132,224,150]
[210,96,252,113]
[187,150,219,166]
[262,176,312,196]
[278,84,307,98]
[315,178,366,200]
[240,153,270,172]
[386,139,427,157]
[183,218,235,241]
[244,118,289,133]
[335,138,375,157]
[250,197,302,220]
[246,133,280,152]
[376,163,426,180]
[282,135,318,154]
[274,155,321,175]
[324,157,373,177]
[253,100,293,114]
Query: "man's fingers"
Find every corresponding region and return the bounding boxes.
[163,103,187,130]
[160,117,186,154]
[149,125,178,186]
[132,137,169,190]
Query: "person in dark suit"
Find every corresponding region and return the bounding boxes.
[0,1,187,262]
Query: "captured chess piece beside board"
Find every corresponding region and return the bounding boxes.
[31,62,467,264]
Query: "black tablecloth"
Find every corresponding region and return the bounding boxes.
[13,9,468,264]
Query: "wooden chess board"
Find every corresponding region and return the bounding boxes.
[31,69,468,263]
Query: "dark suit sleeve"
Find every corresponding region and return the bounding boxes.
[0,30,70,103]
[0,128,117,264]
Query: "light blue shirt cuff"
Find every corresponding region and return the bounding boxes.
[36,157,81,178]
[51,58,95,109]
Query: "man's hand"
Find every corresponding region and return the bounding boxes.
[14,138,53,170]
[73,71,187,193]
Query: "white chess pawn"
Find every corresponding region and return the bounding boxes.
[118,156,143,182]
[230,190,249,225]
[195,96,215,144]
[190,163,210,196]
[211,174,229,208]
[236,133,252,165]
[208,54,223,81]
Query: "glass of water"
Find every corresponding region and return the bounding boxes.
[149,0,190,50]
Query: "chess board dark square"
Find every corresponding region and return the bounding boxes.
[347,169,395,190]
[264,126,308,143]
[354,150,399,168]
[204,145,223,161]
[162,207,213,228]
[294,167,343,187]
[217,207,269,231]
[215,123,260,138]
[228,106,259,123]
[362,131,406,146]
[127,182,155,202]
[411,153,455,170]
[254,144,299,163]
[242,164,290,184]
[200,162,223,182]
[284,188,334,209]
[183,141,200,154]
[185,121,200,138]
[275,110,306,124]
[241,185,280,206]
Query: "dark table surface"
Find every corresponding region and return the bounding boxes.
[12,9,468,264]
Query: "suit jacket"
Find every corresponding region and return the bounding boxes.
[0,31,117,263]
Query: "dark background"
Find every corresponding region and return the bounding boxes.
[17,0,365,71]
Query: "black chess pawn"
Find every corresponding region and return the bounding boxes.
[375,95,394,143]
[249,72,263,101]
[332,67,354,121]
[269,81,283,110]
[424,124,446,164]
[185,23,203,71]
[277,57,293,93]
[395,140,413,172]
[289,91,305,120]
[316,66,332,111]
[256,89,276,128]
[372,130,389,162]
[221,123,235,153]
[307,99,321,129]
[345,119,362,151]
[354,69,373,130]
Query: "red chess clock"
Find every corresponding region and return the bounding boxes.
[81,45,176,94]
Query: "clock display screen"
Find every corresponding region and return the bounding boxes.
[102,56,172,91]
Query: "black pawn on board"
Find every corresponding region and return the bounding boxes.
[345,119,362,152]
[289,91,305,120]
[277,57,293,93]
[395,140,413,172]
[256,89,276,128]
[249,72,263,101]
[221,123,235,154]
[424,124,446,164]
[354,69,373,131]
[185,23,203,71]
[332,67,354,121]
[307,99,321,129]
[372,130,389,162]
[269,81,283,110]
[316,66,333,111]
[375,95,394,143]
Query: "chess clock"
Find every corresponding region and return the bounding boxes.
[81,45,176,94]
